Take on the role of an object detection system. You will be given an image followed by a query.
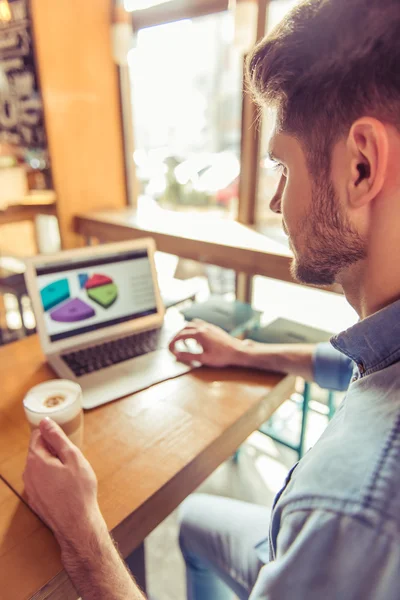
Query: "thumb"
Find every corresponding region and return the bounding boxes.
[39,418,73,463]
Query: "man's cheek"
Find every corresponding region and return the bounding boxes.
[280,196,293,236]
[282,187,302,233]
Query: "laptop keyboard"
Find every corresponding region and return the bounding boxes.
[61,329,161,377]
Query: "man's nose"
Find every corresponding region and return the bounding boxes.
[269,173,285,214]
[269,191,282,214]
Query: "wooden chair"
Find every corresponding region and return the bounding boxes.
[234,319,337,461]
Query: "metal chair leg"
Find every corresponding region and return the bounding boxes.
[17,294,29,336]
[327,390,336,420]
[298,381,311,459]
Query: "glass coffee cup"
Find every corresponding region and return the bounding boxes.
[23,380,84,448]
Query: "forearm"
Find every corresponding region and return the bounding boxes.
[58,511,145,600]
[232,341,316,381]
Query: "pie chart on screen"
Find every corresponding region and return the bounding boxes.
[50,298,96,323]
[40,273,119,324]
[84,274,118,308]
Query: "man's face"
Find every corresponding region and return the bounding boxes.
[268,131,367,286]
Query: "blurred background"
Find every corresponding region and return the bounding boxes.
[0,4,358,598]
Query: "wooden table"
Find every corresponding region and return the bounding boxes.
[0,191,56,226]
[0,192,57,255]
[0,478,68,600]
[75,208,295,282]
[75,208,342,295]
[0,335,295,599]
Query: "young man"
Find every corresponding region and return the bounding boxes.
[24,0,400,598]
[24,334,350,600]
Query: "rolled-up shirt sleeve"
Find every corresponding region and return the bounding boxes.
[312,342,353,391]
[249,508,398,600]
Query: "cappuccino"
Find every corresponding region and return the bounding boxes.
[24,380,84,448]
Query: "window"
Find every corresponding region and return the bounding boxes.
[128,10,243,219]
[256,0,302,228]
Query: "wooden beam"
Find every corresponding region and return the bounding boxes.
[236,0,269,301]
[130,0,255,31]
[237,0,268,226]
[131,0,229,31]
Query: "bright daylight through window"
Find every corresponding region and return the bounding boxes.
[257,0,303,228]
[124,0,170,11]
[128,10,243,220]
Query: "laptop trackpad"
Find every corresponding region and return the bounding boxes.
[80,350,192,409]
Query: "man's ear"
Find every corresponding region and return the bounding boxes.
[346,117,389,208]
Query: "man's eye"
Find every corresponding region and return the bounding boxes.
[272,162,287,177]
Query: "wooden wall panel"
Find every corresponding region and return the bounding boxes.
[30,0,127,249]
[0,222,36,256]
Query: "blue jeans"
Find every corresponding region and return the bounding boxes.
[178,494,270,600]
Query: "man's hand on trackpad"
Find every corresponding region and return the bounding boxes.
[168,319,245,367]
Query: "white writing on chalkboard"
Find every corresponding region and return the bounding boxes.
[0,0,47,149]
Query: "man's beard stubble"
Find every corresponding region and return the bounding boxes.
[291,179,367,286]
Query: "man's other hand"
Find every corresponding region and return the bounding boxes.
[168,319,245,367]
[23,418,101,545]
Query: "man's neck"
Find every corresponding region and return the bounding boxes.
[340,249,400,319]
[337,262,365,318]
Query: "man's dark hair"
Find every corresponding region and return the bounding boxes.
[247,0,400,175]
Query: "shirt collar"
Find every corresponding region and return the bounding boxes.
[331,298,400,376]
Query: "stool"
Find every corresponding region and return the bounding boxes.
[233,317,337,462]
[259,382,336,459]
[234,382,336,462]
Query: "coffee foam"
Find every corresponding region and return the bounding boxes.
[24,380,82,426]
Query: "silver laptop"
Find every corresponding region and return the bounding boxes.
[25,239,191,410]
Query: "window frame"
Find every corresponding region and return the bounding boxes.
[131,1,230,32]
[125,0,272,301]
[128,0,270,218]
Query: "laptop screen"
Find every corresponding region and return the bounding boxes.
[36,249,158,343]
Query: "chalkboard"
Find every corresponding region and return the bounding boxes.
[0,0,48,151]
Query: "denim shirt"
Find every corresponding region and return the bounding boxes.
[251,300,400,600]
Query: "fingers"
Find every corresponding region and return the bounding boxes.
[168,329,202,353]
[174,351,204,365]
[192,319,219,332]
[24,432,60,507]
[29,428,59,462]
[29,427,42,449]
[38,418,75,464]
[170,326,201,341]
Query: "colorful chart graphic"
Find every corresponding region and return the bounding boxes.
[87,283,118,308]
[51,298,95,323]
[78,273,89,289]
[41,273,119,324]
[85,274,113,289]
[41,279,70,311]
